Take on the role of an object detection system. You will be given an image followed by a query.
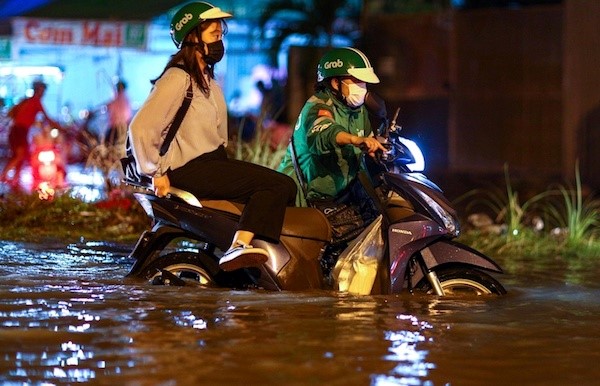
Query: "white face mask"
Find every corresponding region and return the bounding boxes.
[342,81,367,108]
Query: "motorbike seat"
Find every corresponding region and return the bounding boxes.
[198,202,332,242]
[167,186,243,213]
[281,207,332,242]
[168,187,332,242]
[201,199,244,214]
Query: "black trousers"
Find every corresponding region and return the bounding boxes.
[168,146,297,243]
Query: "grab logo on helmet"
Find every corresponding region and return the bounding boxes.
[324,59,344,69]
[175,13,193,31]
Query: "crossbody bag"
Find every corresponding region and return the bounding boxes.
[121,65,193,185]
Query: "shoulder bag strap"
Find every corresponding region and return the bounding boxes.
[159,66,193,156]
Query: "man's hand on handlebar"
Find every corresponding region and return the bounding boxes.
[352,136,387,158]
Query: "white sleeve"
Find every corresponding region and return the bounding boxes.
[129,68,187,177]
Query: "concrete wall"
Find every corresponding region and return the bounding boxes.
[362,3,600,190]
[362,12,451,173]
[449,5,563,177]
[563,0,600,190]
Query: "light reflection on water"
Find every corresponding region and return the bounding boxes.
[0,164,106,202]
[1,241,600,385]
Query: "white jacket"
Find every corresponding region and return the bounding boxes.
[129,66,228,177]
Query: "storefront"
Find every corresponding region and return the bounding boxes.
[0,17,162,116]
[1,14,272,126]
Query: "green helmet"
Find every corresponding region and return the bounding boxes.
[317,47,379,84]
[170,2,232,48]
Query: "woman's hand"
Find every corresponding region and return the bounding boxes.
[152,175,171,197]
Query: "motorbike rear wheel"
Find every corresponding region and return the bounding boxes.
[139,251,217,286]
[415,267,506,295]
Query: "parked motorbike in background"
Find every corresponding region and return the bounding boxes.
[60,109,102,165]
[61,107,125,193]
[123,98,506,296]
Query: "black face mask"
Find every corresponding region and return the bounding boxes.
[203,40,224,65]
[182,40,225,65]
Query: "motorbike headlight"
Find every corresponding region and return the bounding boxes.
[414,189,460,236]
[38,150,56,164]
[398,137,425,172]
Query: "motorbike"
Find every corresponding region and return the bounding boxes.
[124,104,506,296]
[61,109,102,165]
[30,125,67,199]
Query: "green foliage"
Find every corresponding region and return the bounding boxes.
[84,142,124,193]
[230,132,287,170]
[458,229,560,258]
[540,162,600,251]
[457,162,600,258]
[258,0,358,64]
[366,0,450,14]
[0,190,148,242]
[227,115,288,169]
[458,163,548,238]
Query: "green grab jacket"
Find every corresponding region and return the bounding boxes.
[278,89,373,207]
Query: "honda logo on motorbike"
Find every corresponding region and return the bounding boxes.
[324,59,344,69]
[392,228,412,235]
[175,13,193,31]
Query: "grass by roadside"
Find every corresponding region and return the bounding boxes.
[454,163,600,259]
[0,189,149,243]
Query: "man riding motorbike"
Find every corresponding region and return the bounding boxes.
[278,47,386,250]
[279,47,386,204]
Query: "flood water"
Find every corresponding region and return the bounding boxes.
[1,240,600,385]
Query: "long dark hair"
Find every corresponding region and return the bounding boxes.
[152,20,228,96]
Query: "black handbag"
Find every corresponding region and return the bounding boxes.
[310,197,366,246]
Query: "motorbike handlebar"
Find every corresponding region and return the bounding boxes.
[359,137,393,166]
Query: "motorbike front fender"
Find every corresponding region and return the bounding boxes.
[423,239,503,273]
[389,238,503,293]
[406,239,503,290]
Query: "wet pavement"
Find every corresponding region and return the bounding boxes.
[1,241,600,385]
[2,157,600,385]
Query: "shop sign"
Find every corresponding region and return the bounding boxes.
[0,37,10,59]
[11,18,147,49]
